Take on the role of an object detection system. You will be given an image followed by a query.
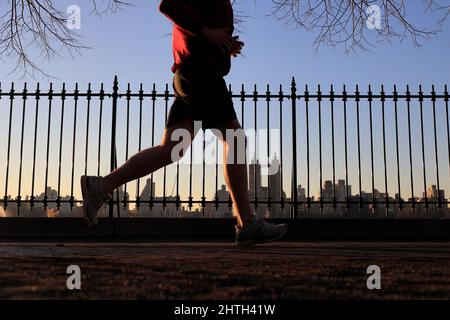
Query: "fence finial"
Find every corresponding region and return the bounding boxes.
[291,77,297,98]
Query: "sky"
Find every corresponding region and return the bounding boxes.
[0,0,449,210]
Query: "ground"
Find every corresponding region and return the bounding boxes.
[0,242,449,299]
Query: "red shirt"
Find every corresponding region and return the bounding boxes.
[159,0,234,76]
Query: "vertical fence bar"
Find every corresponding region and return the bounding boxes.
[116,83,127,214]
[406,85,416,211]
[97,84,105,177]
[230,84,237,211]
[381,85,389,216]
[330,85,336,212]
[317,85,323,212]
[30,83,40,210]
[305,85,310,212]
[202,128,206,214]
[235,84,245,211]
[266,84,271,213]
[176,148,180,211]
[239,83,245,211]
[84,83,92,177]
[419,85,428,211]
[115,120,122,214]
[253,84,258,214]
[163,84,169,213]
[43,83,53,210]
[393,85,402,211]
[188,102,193,211]
[356,85,362,210]
[136,84,144,210]
[431,85,441,212]
[3,83,14,210]
[175,85,182,211]
[123,84,131,210]
[368,85,375,212]
[291,78,298,218]
[57,84,66,210]
[445,85,450,187]
[279,85,285,212]
[109,76,119,218]
[70,83,79,210]
[16,83,27,215]
[343,85,349,214]
[214,131,219,211]
[150,83,157,211]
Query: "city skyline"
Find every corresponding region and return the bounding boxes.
[1,154,448,218]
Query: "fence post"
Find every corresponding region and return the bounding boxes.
[291,77,298,218]
[109,76,119,218]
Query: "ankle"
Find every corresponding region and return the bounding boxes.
[240,214,256,229]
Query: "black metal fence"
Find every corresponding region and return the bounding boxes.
[0,76,449,218]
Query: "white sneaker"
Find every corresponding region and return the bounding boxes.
[235,216,288,246]
[80,176,111,228]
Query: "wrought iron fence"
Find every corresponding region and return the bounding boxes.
[0,77,449,218]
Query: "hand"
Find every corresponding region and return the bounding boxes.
[230,36,244,57]
[199,27,233,53]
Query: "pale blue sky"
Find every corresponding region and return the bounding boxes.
[1,0,449,205]
[1,0,449,86]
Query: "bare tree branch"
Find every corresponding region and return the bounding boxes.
[0,0,129,79]
[270,0,450,54]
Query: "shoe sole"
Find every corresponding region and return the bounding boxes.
[236,226,288,247]
[80,176,95,228]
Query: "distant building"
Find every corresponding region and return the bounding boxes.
[212,184,233,218]
[137,179,157,217]
[248,157,265,217]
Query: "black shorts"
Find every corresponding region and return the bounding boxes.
[165,67,238,130]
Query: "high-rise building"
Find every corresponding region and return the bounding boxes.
[115,186,130,217]
[249,157,262,198]
[297,184,306,201]
[248,156,265,217]
[336,179,348,200]
[425,184,445,201]
[268,154,283,217]
[268,154,281,201]
[141,178,156,200]
[321,180,333,201]
[214,184,233,218]
[138,178,157,217]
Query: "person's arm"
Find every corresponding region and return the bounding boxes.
[159,0,203,36]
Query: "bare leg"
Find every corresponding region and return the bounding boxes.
[102,118,197,195]
[213,119,254,228]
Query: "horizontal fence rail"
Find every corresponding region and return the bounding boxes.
[0,77,449,219]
